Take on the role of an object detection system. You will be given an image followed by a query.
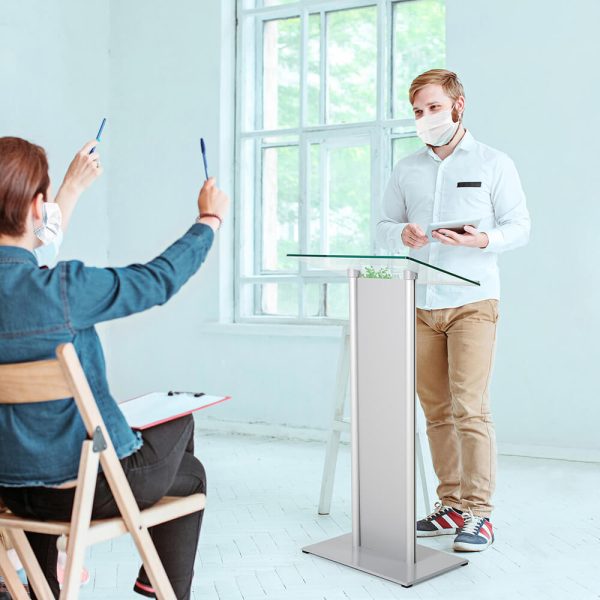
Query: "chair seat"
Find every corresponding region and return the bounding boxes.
[0,493,206,546]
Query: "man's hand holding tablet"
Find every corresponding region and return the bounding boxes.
[402,219,489,249]
[432,224,489,249]
[401,223,429,248]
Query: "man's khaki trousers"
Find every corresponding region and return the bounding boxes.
[417,299,498,518]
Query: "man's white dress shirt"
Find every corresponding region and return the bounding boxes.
[377,131,530,310]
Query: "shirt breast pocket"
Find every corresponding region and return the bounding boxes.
[454,180,492,214]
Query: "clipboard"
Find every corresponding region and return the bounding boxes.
[118,391,230,430]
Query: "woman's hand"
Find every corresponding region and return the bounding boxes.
[61,140,103,195]
[55,141,103,233]
[197,178,230,231]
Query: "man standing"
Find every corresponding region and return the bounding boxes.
[377,69,530,552]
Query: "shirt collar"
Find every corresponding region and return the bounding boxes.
[458,129,476,152]
[0,245,38,265]
[427,129,476,161]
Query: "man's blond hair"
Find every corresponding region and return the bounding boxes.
[408,69,465,105]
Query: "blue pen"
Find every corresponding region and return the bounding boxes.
[89,118,107,155]
[200,138,209,180]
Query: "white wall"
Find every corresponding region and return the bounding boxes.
[101,0,600,455]
[2,0,598,457]
[103,1,343,435]
[446,0,600,455]
[0,0,111,267]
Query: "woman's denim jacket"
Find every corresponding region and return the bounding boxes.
[0,224,213,487]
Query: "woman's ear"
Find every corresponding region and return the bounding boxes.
[31,193,45,221]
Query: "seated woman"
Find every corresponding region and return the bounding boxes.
[0,136,229,600]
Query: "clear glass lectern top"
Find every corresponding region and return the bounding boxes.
[288,254,480,286]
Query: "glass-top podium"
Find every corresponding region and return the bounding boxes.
[288,253,480,287]
[289,253,476,587]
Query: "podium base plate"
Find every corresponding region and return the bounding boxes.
[302,533,468,587]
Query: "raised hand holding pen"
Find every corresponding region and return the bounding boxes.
[200,138,209,180]
[197,178,229,233]
[55,140,104,232]
[89,117,106,154]
[64,140,104,191]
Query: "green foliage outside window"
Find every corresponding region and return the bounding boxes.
[241,0,445,319]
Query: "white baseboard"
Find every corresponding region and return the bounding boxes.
[196,417,600,464]
[195,416,347,443]
[497,442,600,464]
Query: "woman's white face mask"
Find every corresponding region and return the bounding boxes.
[32,202,63,267]
[33,202,62,245]
[415,107,460,147]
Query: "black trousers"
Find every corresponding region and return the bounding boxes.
[0,415,205,600]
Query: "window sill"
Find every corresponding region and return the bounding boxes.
[198,321,346,338]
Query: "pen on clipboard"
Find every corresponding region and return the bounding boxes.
[89,117,107,154]
[200,138,209,180]
[168,391,206,398]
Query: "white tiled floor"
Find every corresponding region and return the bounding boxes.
[78,432,600,600]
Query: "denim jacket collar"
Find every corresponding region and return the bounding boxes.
[0,245,37,265]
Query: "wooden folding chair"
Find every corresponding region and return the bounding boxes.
[0,343,206,600]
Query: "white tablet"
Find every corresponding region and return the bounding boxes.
[426,218,482,243]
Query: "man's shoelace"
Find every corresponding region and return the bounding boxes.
[460,509,485,535]
[425,501,446,521]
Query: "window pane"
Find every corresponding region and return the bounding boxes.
[325,283,349,319]
[307,14,321,126]
[308,143,322,254]
[393,0,445,119]
[263,18,301,129]
[327,7,377,124]
[305,283,326,317]
[305,282,348,318]
[392,136,422,167]
[262,0,296,6]
[261,145,299,271]
[328,143,371,254]
[257,283,298,317]
[309,142,371,256]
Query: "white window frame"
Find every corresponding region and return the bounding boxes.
[235,0,439,324]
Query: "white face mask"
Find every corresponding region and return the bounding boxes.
[33,231,63,267]
[33,202,62,245]
[415,108,460,147]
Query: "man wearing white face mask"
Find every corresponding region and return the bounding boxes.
[377,69,530,552]
[34,140,102,267]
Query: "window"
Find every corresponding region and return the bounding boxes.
[236,0,445,322]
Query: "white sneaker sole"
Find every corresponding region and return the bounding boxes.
[417,528,458,537]
[453,538,493,552]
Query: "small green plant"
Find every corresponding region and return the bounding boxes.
[362,266,392,279]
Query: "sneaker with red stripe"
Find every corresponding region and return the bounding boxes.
[417,502,464,537]
[453,509,494,552]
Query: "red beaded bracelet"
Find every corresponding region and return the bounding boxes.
[196,213,223,229]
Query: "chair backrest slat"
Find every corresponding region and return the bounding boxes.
[0,359,72,404]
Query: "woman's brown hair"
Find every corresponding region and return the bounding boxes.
[0,137,50,237]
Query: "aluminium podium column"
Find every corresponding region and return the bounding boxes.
[302,268,467,587]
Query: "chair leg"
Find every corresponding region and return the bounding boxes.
[4,529,54,600]
[318,327,350,515]
[415,404,438,510]
[98,456,177,600]
[131,528,177,600]
[318,428,343,516]
[60,440,99,600]
[416,432,431,511]
[0,531,29,600]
